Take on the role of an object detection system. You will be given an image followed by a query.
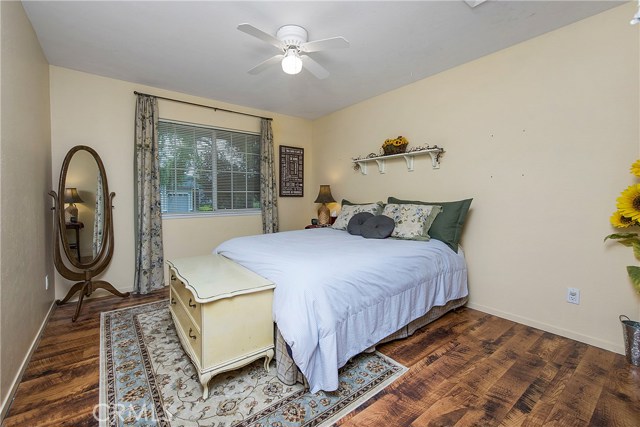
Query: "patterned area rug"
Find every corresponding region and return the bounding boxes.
[99,301,407,426]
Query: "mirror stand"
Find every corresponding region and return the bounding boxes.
[50,189,130,321]
[52,261,130,321]
[50,145,130,322]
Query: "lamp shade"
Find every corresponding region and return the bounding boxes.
[64,188,84,204]
[314,185,336,204]
[282,49,303,75]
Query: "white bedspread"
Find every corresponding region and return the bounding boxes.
[214,228,468,393]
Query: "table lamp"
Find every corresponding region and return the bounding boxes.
[314,185,335,225]
[64,187,84,223]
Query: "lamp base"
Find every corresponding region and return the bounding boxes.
[65,204,78,223]
[318,204,330,225]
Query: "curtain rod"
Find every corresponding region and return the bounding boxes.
[133,91,272,121]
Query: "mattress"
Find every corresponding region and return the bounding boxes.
[215,227,468,392]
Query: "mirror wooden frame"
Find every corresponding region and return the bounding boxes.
[49,145,129,321]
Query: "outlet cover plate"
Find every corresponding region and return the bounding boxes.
[567,287,580,305]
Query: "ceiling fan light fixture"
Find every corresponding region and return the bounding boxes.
[281,48,302,75]
[238,23,346,79]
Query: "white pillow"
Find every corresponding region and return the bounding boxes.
[332,202,384,230]
[381,203,442,240]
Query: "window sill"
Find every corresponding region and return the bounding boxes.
[162,209,261,220]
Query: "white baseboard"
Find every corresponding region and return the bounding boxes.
[0,300,56,421]
[466,301,625,355]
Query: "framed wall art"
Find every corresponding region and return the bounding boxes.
[279,145,304,197]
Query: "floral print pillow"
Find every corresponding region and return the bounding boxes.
[381,203,442,240]
[332,202,384,230]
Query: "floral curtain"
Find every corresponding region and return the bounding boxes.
[260,118,279,234]
[134,94,164,294]
[92,172,103,258]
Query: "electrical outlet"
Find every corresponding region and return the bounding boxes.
[567,287,580,305]
[45,275,49,290]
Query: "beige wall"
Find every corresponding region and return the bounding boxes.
[0,0,53,416]
[50,67,313,298]
[313,4,640,354]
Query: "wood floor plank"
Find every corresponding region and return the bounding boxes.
[341,339,479,427]
[8,357,99,416]
[457,352,546,426]
[4,388,98,427]
[410,384,480,427]
[588,353,640,427]
[381,309,488,366]
[342,316,508,427]
[499,360,560,426]
[4,291,639,427]
[519,340,589,427]
[446,324,532,387]
[542,346,615,426]
[410,324,544,427]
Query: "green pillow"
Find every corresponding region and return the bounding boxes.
[387,197,472,252]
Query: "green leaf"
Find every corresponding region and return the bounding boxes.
[604,233,639,242]
[633,242,640,261]
[616,239,640,248]
[626,266,640,293]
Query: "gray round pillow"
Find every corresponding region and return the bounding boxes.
[347,212,375,235]
[361,215,395,239]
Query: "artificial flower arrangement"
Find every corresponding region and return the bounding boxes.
[382,136,409,155]
[605,159,640,293]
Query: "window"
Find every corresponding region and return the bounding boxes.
[158,120,261,215]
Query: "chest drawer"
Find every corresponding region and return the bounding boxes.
[169,295,202,366]
[166,254,276,400]
[170,274,202,328]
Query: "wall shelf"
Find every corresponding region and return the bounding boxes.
[352,148,444,175]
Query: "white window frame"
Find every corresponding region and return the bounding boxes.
[158,119,261,219]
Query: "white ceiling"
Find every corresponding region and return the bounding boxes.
[22,1,623,120]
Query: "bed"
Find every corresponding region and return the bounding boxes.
[214,225,468,393]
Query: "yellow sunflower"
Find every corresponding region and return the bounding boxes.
[610,210,637,228]
[631,160,640,177]
[616,184,640,222]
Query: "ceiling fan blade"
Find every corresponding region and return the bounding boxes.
[237,23,284,50]
[300,36,349,53]
[301,55,329,80]
[247,54,284,75]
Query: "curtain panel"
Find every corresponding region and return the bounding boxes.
[260,119,279,234]
[92,172,104,258]
[134,94,165,294]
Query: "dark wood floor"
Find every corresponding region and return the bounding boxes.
[3,289,639,426]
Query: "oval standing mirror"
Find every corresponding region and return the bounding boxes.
[50,145,129,321]
[60,148,105,267]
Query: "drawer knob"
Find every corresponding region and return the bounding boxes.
[171,274,176,281]
[188,328,197,340]
[188,298,197,309]
[170,298,177,305]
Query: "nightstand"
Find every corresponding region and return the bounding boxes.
[65,221,84,260]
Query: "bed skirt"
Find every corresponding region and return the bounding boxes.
[274,295,469,388]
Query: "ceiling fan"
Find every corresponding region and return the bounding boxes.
[237,23,349,79]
